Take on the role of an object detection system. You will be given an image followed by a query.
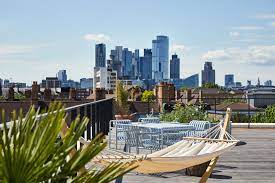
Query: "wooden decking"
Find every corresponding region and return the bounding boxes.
[118,128,275,183]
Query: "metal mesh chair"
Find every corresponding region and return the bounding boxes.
[124,126,161,154]
[108,120,132,149]
[161,126,195,146]
[189,120,211,137]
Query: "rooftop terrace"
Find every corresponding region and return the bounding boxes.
[119,128,275,183]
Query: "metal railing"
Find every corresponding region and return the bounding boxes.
[0,98,114,140]
[65,98,114,139]
[145,96,275,123]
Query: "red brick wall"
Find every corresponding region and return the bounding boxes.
[0,100,94,123]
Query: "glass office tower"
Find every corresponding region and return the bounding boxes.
[152,35,169,81]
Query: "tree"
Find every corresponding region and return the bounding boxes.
[0,103,136,182]
[201,83,220,89]
[199,83,226,91]
[115,80,129,115]
[141,90,155,102]
[180,86,189,91]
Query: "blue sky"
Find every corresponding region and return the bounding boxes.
[1,0,275,85]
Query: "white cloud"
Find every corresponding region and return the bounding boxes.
[170,44,188,55]
[233,39,258,43]
[0,43,54,56]
[229,31,240,37]
[254,14,275,19]
[202,49,230,60]
[202,45,275,65]
[0,45,34,55]
[83,33,111,43]
[232,26,264,30]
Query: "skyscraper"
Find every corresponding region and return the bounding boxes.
[57,70,67,83]
[95,43,106,67]
[139,57,144,79]
[132,49,139,78]
[122,48,133,78]
[247,80,252,86]
[152,35,169,81]
[0,78,2,96]
[264,80,272,86]
[201,61,215,85]
[141,49,152,79]
[114,46,123,62]
[257,77,261,87]
[109,46,123,78]
[224,74,234,88]
[170,54,180,79]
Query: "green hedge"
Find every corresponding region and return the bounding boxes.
[232,105,275,123]
[161,104,275,123]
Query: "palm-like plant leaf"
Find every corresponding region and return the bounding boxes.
[0,103,137,183]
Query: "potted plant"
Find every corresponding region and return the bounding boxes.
[115,80,132,120]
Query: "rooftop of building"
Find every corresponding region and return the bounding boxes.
[121,128,275,182]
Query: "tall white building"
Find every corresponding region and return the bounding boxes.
[94,67,117,91]
[152,35,169,81]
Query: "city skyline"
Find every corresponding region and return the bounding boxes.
[1,0,275,85]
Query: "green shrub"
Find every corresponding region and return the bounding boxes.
[231,113,250,123]
[264,105,275,123]
[251,112,266,123]
[14,93,26,100]
[233,105,275,123]
[141,90,155,102]
[160,103,209,123]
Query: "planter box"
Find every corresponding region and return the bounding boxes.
[232,123,275,128]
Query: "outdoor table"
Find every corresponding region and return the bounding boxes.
[131,122,195,148]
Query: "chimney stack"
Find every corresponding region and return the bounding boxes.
[69,88,77,100]
[0,81,2,96]
[31,81,40,100]
[44,88,52,101]
[156,82,175,112]
[95,88,106,101]
[8,87,14,101]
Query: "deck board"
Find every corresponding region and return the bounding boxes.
[117,128,275,183]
